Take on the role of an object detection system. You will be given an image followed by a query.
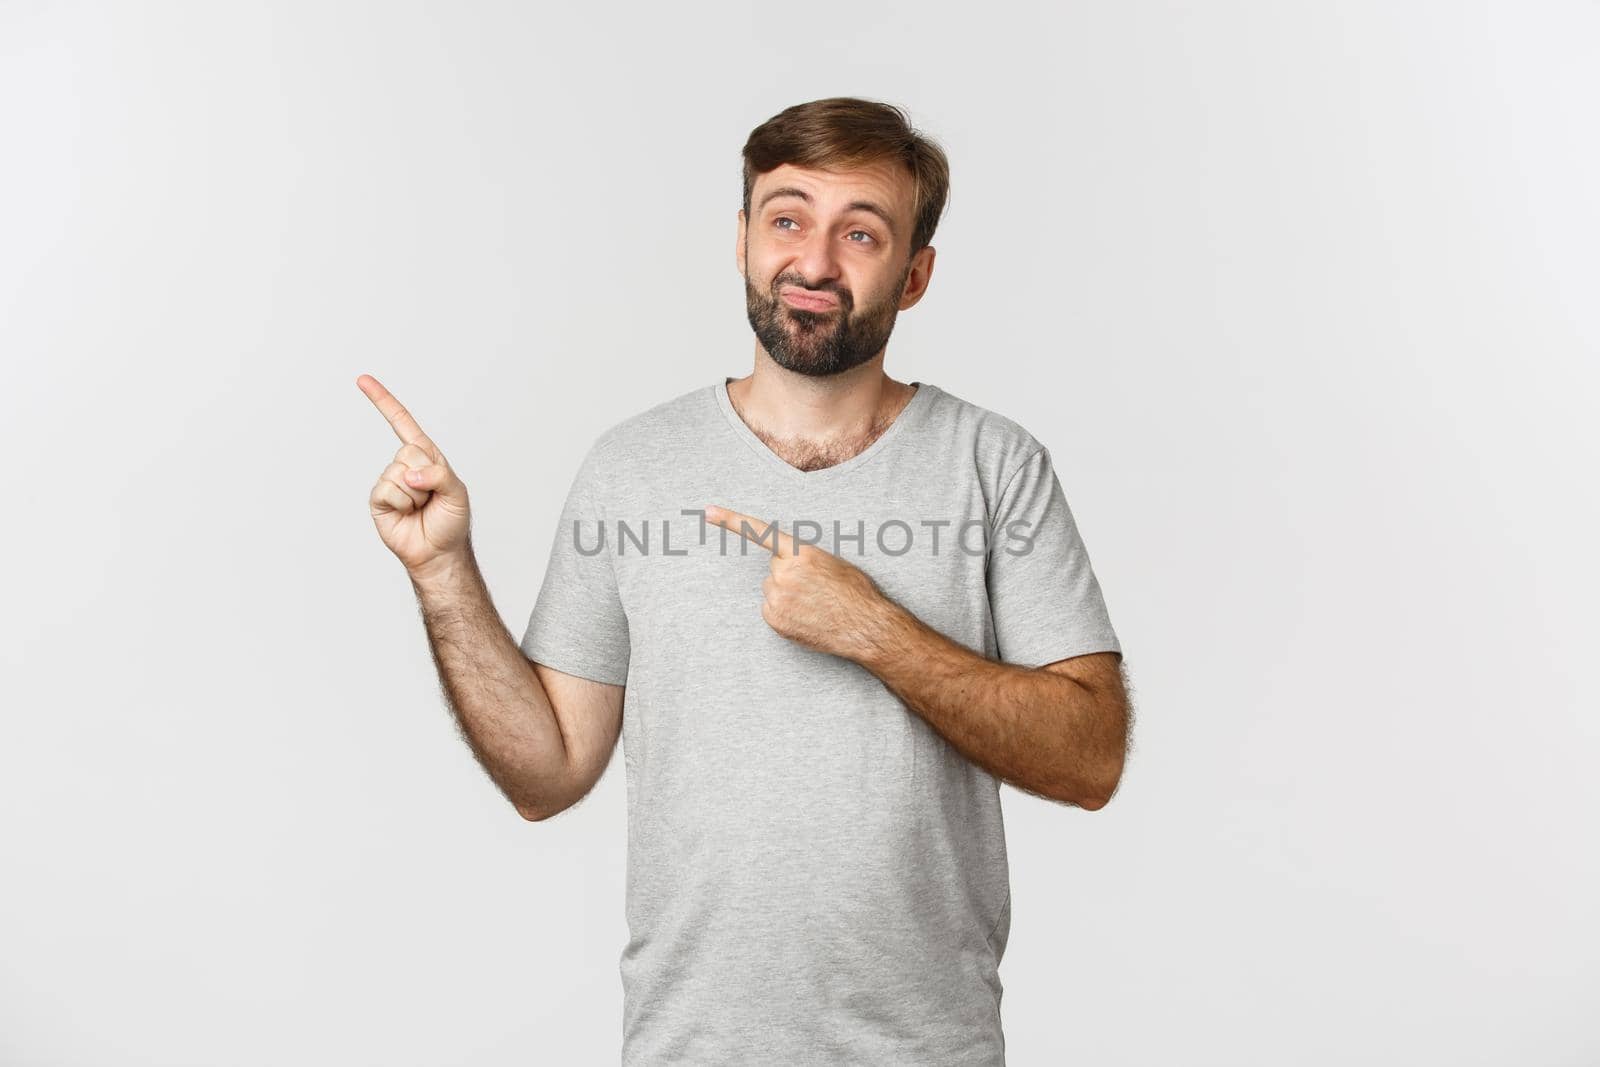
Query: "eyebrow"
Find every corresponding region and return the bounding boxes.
[756,186,899,238]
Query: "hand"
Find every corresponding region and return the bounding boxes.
[704,503,899,662]
[357,374,472,580]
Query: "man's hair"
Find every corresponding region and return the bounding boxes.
[741,97,951,257]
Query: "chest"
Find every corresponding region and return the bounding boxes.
[605,469,1001,669]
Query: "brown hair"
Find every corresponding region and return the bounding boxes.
[741,97,951,257]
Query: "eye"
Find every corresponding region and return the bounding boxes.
[846,230,876,244]
[774,217,798,231]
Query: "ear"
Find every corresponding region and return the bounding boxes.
[735,209,747,276]
[897,245,937,310]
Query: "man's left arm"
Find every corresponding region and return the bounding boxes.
[702,502,1130,810]
[853,603,1128,809]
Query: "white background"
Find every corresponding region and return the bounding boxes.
[2,2,1595,1064]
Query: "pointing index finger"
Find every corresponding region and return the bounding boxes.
[705,504,797,558]
[356,374,436,452]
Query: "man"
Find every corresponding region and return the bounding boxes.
[359,96,1130,1065]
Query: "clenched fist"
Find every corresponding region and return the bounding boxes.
[357,374,472,580]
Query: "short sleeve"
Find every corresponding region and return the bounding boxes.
[519,440,631,686]
[986,446,1121,667]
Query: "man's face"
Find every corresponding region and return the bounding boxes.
[737,161,935,378]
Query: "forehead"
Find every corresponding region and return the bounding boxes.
[751,160,913,217]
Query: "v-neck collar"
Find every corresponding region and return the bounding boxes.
[712,376,937,483]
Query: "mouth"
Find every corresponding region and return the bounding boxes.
[780,287,841,312]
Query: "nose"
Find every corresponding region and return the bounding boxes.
[789,227,843,290]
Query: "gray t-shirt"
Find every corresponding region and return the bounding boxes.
[521,377,1121,1065]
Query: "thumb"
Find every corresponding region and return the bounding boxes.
[403,463,463,498]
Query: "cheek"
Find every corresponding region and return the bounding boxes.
[747,261,779,292]
[858,272,895,306]
[743,241,777,278]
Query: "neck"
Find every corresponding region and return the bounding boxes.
[726,349,914,446]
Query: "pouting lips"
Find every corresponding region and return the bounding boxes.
[780,287,841,312]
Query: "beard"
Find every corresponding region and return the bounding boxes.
[744,257,912,378]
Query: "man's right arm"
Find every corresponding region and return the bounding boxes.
[355,373,623,821]
[410,548,625,822]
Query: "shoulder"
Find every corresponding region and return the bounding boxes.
[919,381,1050,493]
[576,381,718,480]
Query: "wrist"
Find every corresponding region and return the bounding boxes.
[851,593,917,673]
[407,545,476,595]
